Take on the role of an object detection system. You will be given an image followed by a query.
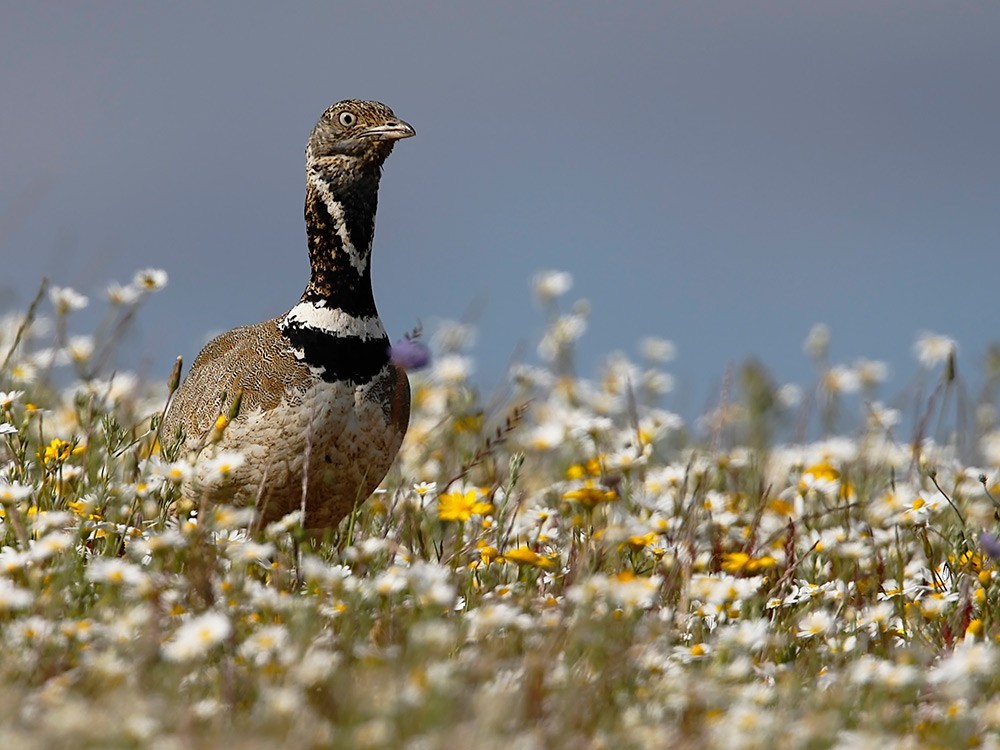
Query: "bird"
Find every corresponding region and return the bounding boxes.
[161,100,415,531]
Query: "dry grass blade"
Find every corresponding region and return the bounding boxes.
[0,277,47,375]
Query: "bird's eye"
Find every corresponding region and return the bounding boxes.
[339,112,357,127]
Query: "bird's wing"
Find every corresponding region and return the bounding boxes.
[162,318,313,447]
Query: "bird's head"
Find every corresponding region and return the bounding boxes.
[306,100,415,171]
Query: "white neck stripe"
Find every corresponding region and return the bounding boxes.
[284,302,386,341]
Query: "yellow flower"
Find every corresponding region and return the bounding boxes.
[477,542,500,565]
[563,480,617,508]
[768,498,794,516]
[803,461,839,482]
[67,499,102,521]
[721,551,777,574]
[41,438,74,465]
[502,546,554,569]
[209,415,230,443]
[951,550,986,573]
[437,490,493,522]
[621,532,658,551]
[565,458,603,480]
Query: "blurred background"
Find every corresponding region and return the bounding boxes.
[2,2,999,414]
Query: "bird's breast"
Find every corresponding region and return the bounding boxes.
[189,365,409,527]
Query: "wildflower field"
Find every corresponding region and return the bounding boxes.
[3,269,1000,749]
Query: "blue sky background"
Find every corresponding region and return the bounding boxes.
[2,2,999,414]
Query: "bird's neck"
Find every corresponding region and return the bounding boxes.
[277,164,391,384]
[300,165,382,317]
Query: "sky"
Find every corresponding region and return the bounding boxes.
[2,2,999,415]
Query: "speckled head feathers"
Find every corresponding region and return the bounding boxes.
[307,100,415,164]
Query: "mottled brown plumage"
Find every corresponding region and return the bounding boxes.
[162,100,415,530]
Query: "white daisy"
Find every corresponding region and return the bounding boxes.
[162,611,231,662]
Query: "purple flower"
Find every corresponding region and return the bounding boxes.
[390,338,431,371]
[980,531,1000,560]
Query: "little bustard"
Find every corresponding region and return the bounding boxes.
[162,100,415,530]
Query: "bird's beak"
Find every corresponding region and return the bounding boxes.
[363,119,416,141]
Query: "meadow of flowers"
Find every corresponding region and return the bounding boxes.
[3,269,1000,748]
